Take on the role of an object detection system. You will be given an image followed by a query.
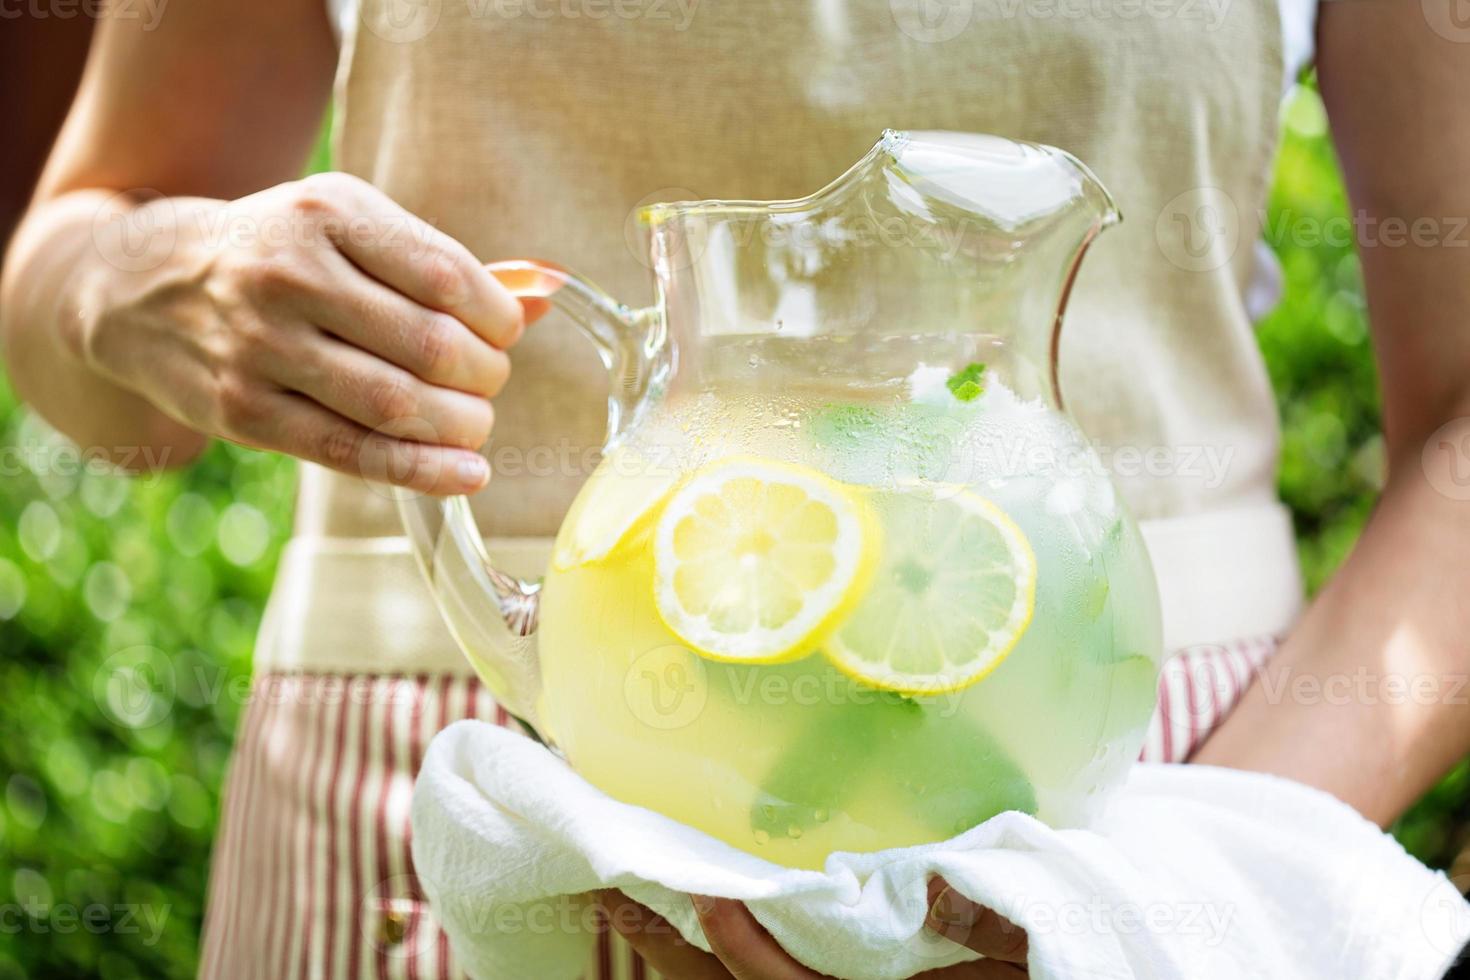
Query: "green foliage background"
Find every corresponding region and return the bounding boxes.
[0,91,1465,977]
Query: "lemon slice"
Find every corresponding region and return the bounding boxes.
[552,447,681,571]
[653,457,875,663]
[824,487,1036,695]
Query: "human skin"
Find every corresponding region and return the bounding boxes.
[594,0,1470,974]
[4,0,1468,977]
[0,0,528,496]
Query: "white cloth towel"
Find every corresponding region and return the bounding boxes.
[412,721,1470,980]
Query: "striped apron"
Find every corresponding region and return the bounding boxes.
[197,635,1280,979]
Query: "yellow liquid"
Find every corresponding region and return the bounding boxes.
[539,388,1161,869]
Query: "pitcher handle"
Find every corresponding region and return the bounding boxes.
[395,259,663,737]
[487,259,666,445]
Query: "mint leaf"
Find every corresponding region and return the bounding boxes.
[807,404,884,451]
[946,363,987,402]
[951,379,983,401]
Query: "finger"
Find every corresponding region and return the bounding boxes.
[694,896,828,980]
[318,179,526,348]
[303,255,511,397]
[266,332,496,450]
[519,295,553,324]
[925,880,1029,965]
[596,891,732,980]
[485,264,554,329]
[218,384,490,495]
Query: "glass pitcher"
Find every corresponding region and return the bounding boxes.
[399,130,1162,870]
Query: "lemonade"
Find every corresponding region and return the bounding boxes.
[538,361,1161,870]
[392,133,1142,869]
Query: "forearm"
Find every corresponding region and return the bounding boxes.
[1194,426,1470,825]
[1,189,212,468]
[1,0,338,469]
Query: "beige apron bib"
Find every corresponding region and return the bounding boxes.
[261,0,1302,675]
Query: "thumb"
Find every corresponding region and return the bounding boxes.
[518,295,552,325]
[925,878,1029,964]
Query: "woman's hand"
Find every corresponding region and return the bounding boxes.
[596,882,1028,979]
[921,879,1029,977]
[74,172,527,494]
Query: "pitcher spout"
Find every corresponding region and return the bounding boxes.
[885,129,1120,234]
[879,130,1121,409]
[634,129,1119,408]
